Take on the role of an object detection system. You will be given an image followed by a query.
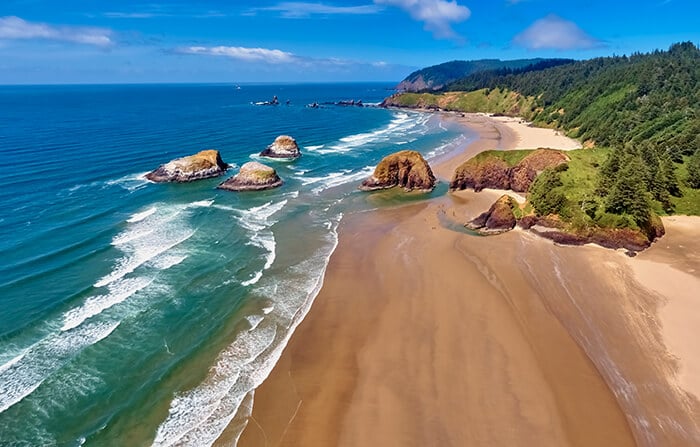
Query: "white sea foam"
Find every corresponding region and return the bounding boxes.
[153,213,342,447]
[245,315,264,331]
[106,172,151,191]
[304,145,324,151]
[310,166,374,195]
[0,321,119,414]
[152,322,278,447]
[97,204,197,288]
[61,277,154,331]
[313,111,428,155]
[127,207,157,223]
[240,271,263,287]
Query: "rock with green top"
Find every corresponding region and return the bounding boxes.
[146,149,229,182]
[218,161,283,191]
[360,150,436,192]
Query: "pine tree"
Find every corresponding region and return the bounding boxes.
[606,156,651,225]
[688,148,700,189]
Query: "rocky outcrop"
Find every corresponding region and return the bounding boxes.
[509,149,569,192]
[217,162,283,191]
[450,149,569,192]
[360,150,436,192]
[145,150,228,183]
[518,214,665,254]
[466,195,517,234]
[450,157,510,192]
[259,135,301,159]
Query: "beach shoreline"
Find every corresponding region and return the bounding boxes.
[232,113,700,446]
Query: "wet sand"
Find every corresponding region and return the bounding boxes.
[233,115,700,447]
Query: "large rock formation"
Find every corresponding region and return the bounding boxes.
[145,150,228,183]
[360,150,436,192]
[259,135,301,159]
[450,156,510,192]
[218,162,283,191]
[466,195,517,234]
[450,149,569,192]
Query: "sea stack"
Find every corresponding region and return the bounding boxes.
[218,161,283,191]
[259,135,301,160]
[360,150,436,192]
[466,195,517,234]
[145,149,228,183]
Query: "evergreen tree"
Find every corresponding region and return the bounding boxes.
[529,168,566,216]
[606,156,652,225]
[688,148,700,189]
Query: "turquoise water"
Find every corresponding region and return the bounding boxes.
[0,83,473,445]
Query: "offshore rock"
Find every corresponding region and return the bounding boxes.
[360,150,436,192]
[218,161,283,191]
[259,135,301,159]
[145,150,228,183]
[466,195,517,234]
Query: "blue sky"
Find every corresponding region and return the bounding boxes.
[1,0,699,84]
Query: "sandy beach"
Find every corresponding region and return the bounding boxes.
[232,114,700,447]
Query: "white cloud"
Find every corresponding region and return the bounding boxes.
[0,16,113,47]
[176,46,298,63]
[374,0,470,40]
[257,2,382,18]
[513,14,603,50]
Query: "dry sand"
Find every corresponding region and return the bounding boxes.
[232,115,700,447]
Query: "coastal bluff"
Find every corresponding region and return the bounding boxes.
[145,149,228,182]
[218,161,283,191]
[259,135,301,159]
[451,148,569,192]
[360,150,436,192]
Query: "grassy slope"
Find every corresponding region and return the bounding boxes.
[388,89,537,118]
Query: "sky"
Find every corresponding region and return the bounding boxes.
[1,0,699,84]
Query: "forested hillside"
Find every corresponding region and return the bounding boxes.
[445,42,700,161]
[385,42,700,246]
[396,58,573,92]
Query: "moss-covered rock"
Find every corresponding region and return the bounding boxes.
[260,135,301,159]
[146,149,228,183]
[466,195,517,234]
[218,162,283,191]
[360,150,436,192]
[450,148,569,192]
[510,149,569,192]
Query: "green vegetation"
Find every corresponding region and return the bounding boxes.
[385,88,537,117]
[444,42,700,160]
[392,42,700,234]
[397,58,573,91]
[470,148,532,166]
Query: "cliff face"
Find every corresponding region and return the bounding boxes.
[360,150,436,192]
[450,157,510,192]
[450,149,569,192]
[260,135,301,159]
[146,150,228,182]
[218,161,283,191]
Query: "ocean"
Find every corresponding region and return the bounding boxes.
[0,83,473,446]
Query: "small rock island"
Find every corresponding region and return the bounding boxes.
[218,161,283,191]
[145,149,228,183]
[259,135,301,160]
[360,150,436,192]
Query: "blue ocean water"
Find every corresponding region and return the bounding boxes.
[0,83,473,445]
